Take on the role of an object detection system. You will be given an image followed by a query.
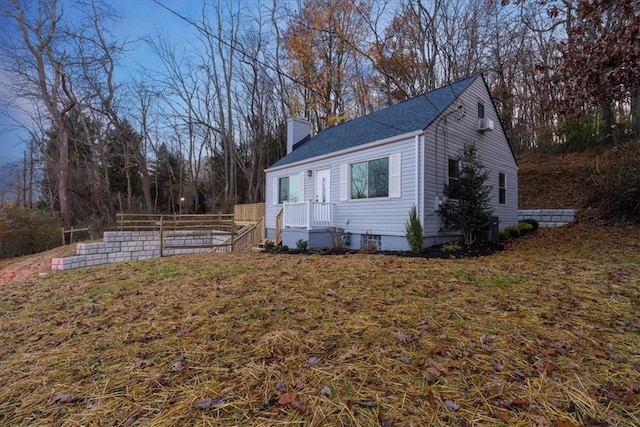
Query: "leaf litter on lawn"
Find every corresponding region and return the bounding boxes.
[0,219,638,426]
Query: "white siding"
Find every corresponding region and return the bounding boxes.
[421,77,519,238]
[330,138,416,236]
[265,136,417,238]
[265,77,518,246]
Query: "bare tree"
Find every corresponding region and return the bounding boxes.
[2,0,76,226]
[201,1,240,210]
[125,80,160,213]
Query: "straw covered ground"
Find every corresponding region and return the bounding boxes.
[1,219,639,426]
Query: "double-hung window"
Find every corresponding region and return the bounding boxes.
[448,158,460,186]
[447,158,464,199]
[498,172,506,204]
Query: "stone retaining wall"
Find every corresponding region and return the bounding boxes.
[518,209,577,228]
[51,230,230,271]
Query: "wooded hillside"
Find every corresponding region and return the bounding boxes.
[1,0,638,228]
[518,151,593,210]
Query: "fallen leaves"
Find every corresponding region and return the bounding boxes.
[444,399,460,411]
[47,392,77,405]
[320,386,334,398]
[431,345,450,356]
[133,357,153,368]
[170,358,189,376]
[304,356,322,367]
[393,330,412,344]
[277,392,297,406]
[276,391,309,415]
[427,389,436,410]
[1,219,639,426]
[193,397,224,410]
[338,345,359,361]
[347,397,376,409]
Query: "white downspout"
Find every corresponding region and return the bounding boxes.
[419,133,425,229]
[414,133,425,232]
[415,134,420,213]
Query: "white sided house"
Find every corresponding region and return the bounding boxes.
[265,74,518,251]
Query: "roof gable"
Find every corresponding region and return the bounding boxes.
[269,74,480,169]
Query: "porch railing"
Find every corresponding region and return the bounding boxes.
[283,201,334,229]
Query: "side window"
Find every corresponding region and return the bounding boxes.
[447,159,461,199]
[448,158,460,187]
[477,102,485,119]
[278,174,300,203]
[498,172,506,204]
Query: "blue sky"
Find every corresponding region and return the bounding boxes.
[0,0,200,170]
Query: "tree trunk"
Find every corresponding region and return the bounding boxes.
[139,161,154,214]
[57,125,72,227]
[633,96,640,139]
[599,100,618,145]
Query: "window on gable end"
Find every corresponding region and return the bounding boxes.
[448,158,460,186]
[447,158,463,199]
[478,102,485,119]
[498,172,506,204]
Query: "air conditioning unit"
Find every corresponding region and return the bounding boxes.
[478,118,494,132]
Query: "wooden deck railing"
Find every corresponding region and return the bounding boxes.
[114,213,236,255]
[234,203,265,223]
[114,213,234,231]
[214,217,265,253]
[275,209,283,246]
[61,226,90,245]
[114,212,267,254]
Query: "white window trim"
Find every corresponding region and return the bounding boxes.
[274,172,305,204]
[447,158,461,188]
[498,172,506,205]
[340,154,401,201]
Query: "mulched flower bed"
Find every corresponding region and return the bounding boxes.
[268,241,504,259]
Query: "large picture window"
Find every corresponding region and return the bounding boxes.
[351,157,389,199]
[278,174,300,203]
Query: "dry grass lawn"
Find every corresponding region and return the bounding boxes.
[1,219,639,426]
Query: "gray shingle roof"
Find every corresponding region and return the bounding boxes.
[268,74,479,169]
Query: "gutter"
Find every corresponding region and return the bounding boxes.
[265,130,424,173]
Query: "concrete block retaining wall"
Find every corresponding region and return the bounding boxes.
[518,209,577,228]
[51,230,229,271]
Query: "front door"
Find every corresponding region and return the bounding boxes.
[315,168,331,203]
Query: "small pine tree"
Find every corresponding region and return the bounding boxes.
[441,142,493,245]
[405,205,423,252]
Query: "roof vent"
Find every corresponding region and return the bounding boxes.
[478,118,494,132]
